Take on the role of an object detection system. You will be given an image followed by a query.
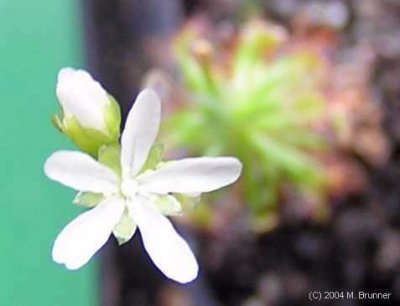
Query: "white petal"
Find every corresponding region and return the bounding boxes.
[120,88,161,178]
[56,68,110,131]
[44,151,119,193]
[128,196,198,283]
[137,157,242,194]
[52,198,125,270]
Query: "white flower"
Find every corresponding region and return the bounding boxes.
[44,88,242,283]
[56,68,111,132]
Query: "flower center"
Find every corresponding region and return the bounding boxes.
[121,179,139,199]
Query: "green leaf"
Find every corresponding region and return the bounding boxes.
[250,132,323,187]
[241,154,280,214]
[73,192,105,208]
[233,21,284,83]
[175,34,218,95]
[293,92,325,121]
[278,130,327,150]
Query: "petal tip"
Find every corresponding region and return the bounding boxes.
[43,152,60,179]
[230,157,243,181]
[58,67,75,77]
[174,263,199,284]
[160,255,199,284]
[137,88,162,111]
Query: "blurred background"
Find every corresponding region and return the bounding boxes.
[2,0,400,305]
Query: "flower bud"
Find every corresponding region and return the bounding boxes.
[53,68,121,156]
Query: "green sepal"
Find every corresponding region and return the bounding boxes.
[52,114,64,132]
[175,193,201,213]
[56,115,115,157]
[53,95,121,157]
[113,209,136,245]
[73,192,105,208]
[104,95,122,142]
[141,144,164,172]
[152,195,182,216]
[98,144,121,176]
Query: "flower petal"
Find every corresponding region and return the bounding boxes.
[44,151,119,193]
[128,196,198,283]
[52,198,125,270]
[56,68,110,131]
[120,88,161,178]
[137,157,242,194]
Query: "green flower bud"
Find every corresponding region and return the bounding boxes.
[53,68,121,156]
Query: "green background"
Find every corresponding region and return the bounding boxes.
[0,1,96,305]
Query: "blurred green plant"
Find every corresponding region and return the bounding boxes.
[164,20,329,226]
